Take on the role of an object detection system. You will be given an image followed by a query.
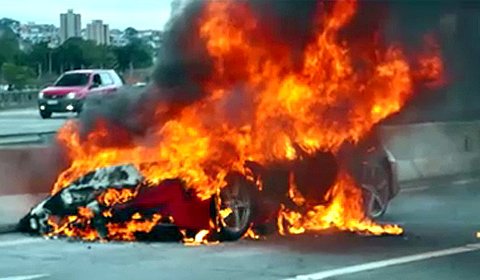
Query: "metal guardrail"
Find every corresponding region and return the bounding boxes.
[0,91,39,109]
[0,131,57,146]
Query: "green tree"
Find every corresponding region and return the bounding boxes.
[64,38,84,69]
[81,40,117,69]
[26,42,51,76]
[2,63,35,89]
[113,39,153,72]
[124,27,139,40]
[0,25,20,69]
[51,38,119,72]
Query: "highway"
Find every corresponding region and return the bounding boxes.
[0,176,479,280]
[0,108,70,136]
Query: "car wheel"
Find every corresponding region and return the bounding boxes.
[75,104,83,116]
[217,175,255,241]
[40,111,52,119]
[360,159,391,218]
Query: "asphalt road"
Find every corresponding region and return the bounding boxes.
[0,108,70,136]
[0,177,479,280]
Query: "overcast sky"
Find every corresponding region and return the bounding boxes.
[1,0,173,30]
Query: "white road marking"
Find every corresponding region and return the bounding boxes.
[286,243,480,280]
[400,185,430,193]
[0,274,49,280]
[0,238,43,248]
[452,179,476,186]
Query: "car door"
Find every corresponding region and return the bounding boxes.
[99,72,117,95]
[89,73,105,96]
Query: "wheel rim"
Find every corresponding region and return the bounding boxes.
[220,181,251,232]
[362,164,389,218]
[364,184,386,218]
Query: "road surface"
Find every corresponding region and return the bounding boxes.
[0,177,479,280]
[0,108,70,136]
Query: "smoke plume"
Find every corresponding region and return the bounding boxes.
[76,0,466,148]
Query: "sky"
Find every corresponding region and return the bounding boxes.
[0,0,174,30]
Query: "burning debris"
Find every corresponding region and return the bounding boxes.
[22,0,445,242]
[20,165,143,237]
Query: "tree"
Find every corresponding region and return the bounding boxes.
[124,27,139,40]
[113,39,153,72]
[58,37,85,70]
[0,25,20,69]
[26,42,51,76]
[50,38,120,72]
[2,63,35,89]
[81,40,117,69]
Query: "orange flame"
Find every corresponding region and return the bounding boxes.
[98,188,138,207]
[106,214,162,241]
[48,0,443,240]
[183,230,214,246]
[279,172,403,235]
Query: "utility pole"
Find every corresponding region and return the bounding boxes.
[48,51,52,74]
[38,63,42,79]
[47,42,54,75]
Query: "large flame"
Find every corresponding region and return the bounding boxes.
[49,0,442,240]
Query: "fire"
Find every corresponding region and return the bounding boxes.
[98,188,137,207]
[47,208,99,241]
[183,230,213,246]
[106,214,162,241]
[47,0,443,240]
[279,172,403,235]
[415,35,445,88]
[244,228,260,240]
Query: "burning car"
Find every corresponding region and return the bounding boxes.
[20,0,444,242]
[20,137,400,242]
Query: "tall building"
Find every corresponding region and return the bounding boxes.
[59,9,81,43]
[86,20,110,45]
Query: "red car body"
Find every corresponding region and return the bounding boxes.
[113,180,213,231]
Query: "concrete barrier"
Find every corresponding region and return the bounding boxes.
[0,146,65,232]
[379,121,480,183]
[0,91,38,110]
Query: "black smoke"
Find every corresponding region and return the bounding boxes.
[77,0,471,147]
[383,0,480,124]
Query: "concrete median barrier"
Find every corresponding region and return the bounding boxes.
[0,91,38,110]
[0,146,65,232]
[379,121,480,183]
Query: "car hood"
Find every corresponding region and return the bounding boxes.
[42,86,86,95]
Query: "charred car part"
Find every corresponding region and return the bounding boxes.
[19,165,143,235]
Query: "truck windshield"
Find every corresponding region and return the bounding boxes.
[54,73,90,87]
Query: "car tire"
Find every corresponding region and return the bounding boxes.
[75,103,83,116]
[40,111,52,119]
[360,158,391,219]
[216,174,256,241]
